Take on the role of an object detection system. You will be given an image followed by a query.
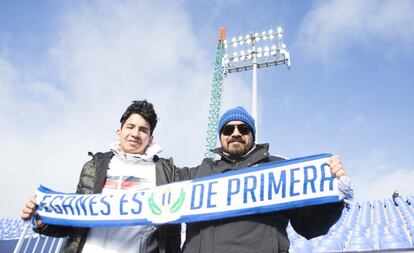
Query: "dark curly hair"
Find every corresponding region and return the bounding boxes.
[120,100,158,134]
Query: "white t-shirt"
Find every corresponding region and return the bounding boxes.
[82,143,161,253]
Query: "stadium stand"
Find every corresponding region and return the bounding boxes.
[286,195,414,252]
[1,195,414,252]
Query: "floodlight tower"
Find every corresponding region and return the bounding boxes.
[204,27,227,159]
[222,26,291,141]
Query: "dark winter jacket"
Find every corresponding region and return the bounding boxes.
[36,152,181,253]
[178,144,344,253]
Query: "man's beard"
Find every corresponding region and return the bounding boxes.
[224,137,252,158]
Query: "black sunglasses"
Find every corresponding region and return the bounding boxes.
[221,124,251,136]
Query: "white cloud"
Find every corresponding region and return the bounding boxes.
[0,57,17,132]
[0,1,249,217]
[348,147,414,201]
[296,0,414,62]
[353,168,414,202]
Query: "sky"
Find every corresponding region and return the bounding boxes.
[0,0,413,218]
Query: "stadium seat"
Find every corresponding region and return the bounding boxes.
[311,237,323,248]
[349,235,372,245]
[381,240,411,249]
[331,230,348,242]
[347,241,374,251]
[370,227,386,238]
[409,227,414,237]
[407,196,414,205]
[370,235,382,250]
[380,234,410,249]
[351,228,367,237]
[388,227,407,237]
[406,217,414,228]
[291,238,313,253]
[317,237,343,251]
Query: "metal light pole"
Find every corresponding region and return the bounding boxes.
[251,35,258,137]
[222,26,291,141]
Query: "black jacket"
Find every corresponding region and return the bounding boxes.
[36,151,181,253]
[179,144,343,253]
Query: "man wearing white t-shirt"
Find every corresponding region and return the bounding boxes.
[21,100,181,253]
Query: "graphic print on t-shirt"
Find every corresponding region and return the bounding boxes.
[104,176,152,190]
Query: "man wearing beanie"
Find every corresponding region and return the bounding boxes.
[179,106,353,253]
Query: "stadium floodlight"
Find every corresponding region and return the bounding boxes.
[221,26,291,141]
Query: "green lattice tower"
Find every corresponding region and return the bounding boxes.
[204,27,227,159]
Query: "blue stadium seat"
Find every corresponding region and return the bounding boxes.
[380,234,410,249]
[347,240,374,251]
[381,240,411,249]
[404,214,414,225]
[349,235,371,245]
[351,228,367,237]
[388,226,407,237]
[409,227,414,237]
[370,236,381,249]
[311,236,323,248]
[331,229,348,242]
[317,237,343,251]
[370,227,386,238]
[407,196,414,205]
[291,238,313,253]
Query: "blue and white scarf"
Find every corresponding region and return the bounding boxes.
[35,153,341,227]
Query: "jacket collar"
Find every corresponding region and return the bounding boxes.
[211,143,271,171]
[110,141,163,162]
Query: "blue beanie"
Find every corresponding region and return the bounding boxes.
[218,106,256,138]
